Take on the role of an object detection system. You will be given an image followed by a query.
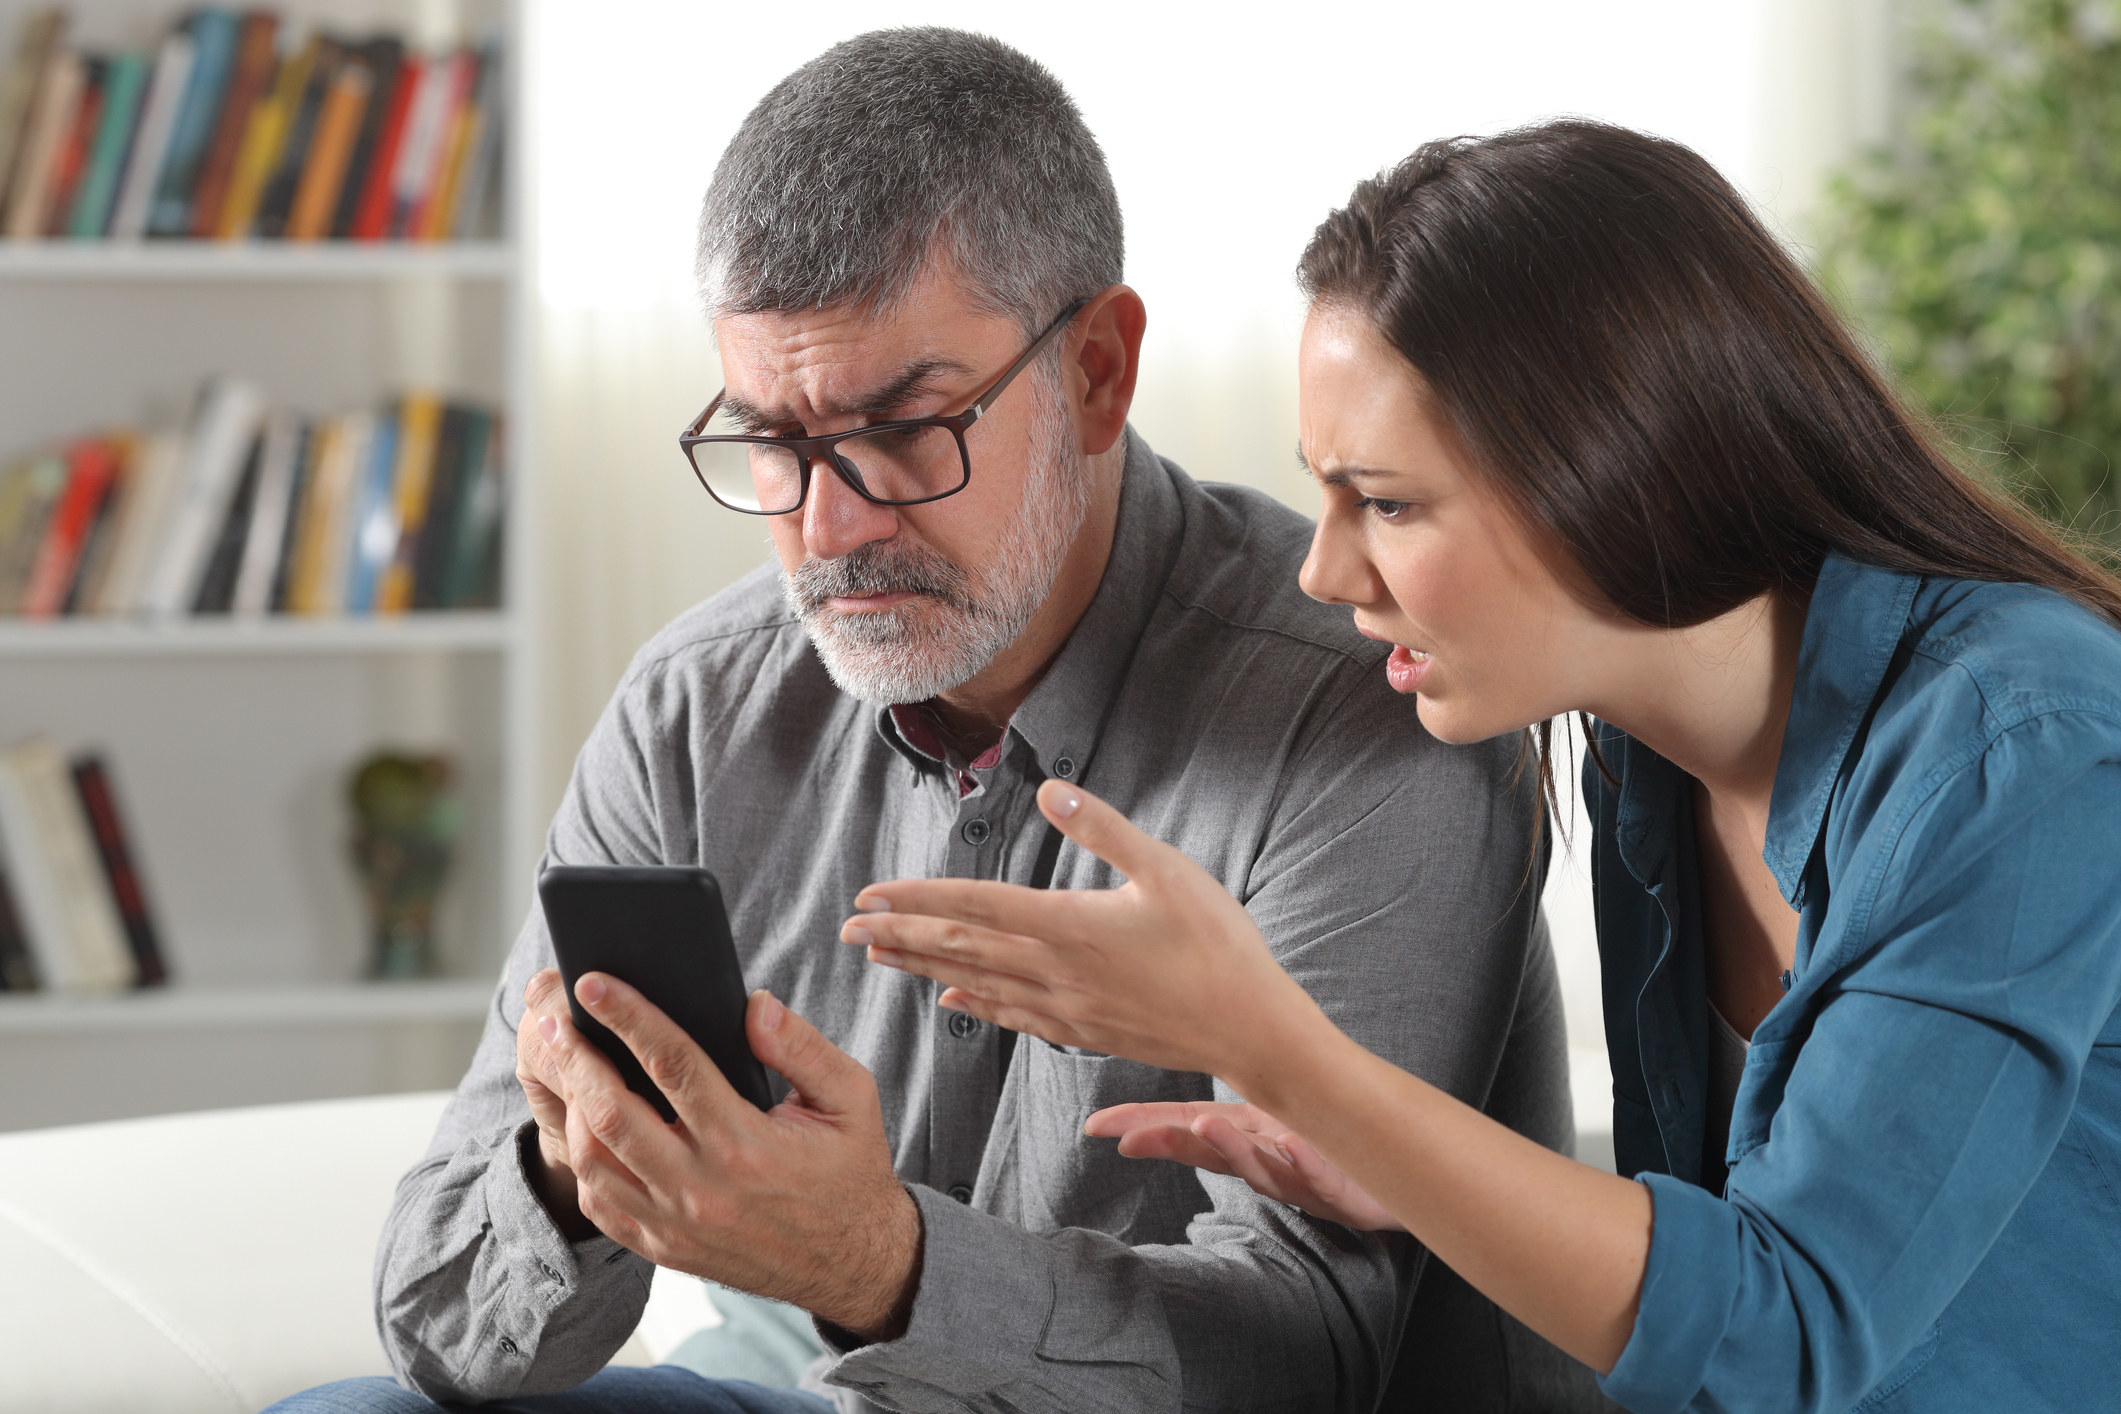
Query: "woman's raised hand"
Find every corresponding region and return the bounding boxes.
[1085,1100,1405,1232]
[839,779,1325,1083]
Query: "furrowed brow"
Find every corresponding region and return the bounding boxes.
[715,356,979,436]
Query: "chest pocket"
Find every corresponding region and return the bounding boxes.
[1727,1035,1795,1165]
[979,1042,1212,1240]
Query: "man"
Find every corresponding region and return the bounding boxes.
[283,27,1602,1414]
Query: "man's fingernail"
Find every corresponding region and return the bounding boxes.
[1047,784,1081,818]
[577,974,606,1007]
[756,990,784,1032]
[843,924,873,947]
[854,893,892,913]
[538,1015,559,1045]
[1275,1142,1295,1164]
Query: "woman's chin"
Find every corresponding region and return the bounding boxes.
[1413,693,1517,746]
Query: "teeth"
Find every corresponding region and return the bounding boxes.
[1406,649,1432,663]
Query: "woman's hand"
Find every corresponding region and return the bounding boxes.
[1086,1100,1406,1232]
[839,779,1327,1083]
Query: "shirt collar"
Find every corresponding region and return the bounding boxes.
[1761,553,1922,900]
[873,426,1181,784]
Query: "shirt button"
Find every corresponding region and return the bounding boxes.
[948,1011,980,1039]
[961,818,991,845]
[498,1335,520,1356]
[948,1184,974,1204]
[1053,756,1075,779]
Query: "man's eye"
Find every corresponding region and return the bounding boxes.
[1357,496,1412,520]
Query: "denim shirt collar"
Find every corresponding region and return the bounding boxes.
[1760,554,1922,904]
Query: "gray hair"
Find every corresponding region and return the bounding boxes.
[696,27,1124,332]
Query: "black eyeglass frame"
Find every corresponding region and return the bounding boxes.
[680,297,1093,516]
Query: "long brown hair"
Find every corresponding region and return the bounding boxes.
[1298,120,2121,828]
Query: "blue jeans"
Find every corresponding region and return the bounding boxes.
[265,1368,835,1413]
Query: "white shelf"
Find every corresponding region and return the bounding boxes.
[0,240,517,282]
[0,611,515,656]
[0,978,495,1035]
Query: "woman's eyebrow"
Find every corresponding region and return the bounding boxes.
[718,356,978,434]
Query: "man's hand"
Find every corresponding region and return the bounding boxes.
[515,968,600,1240]
[535,973,924,1341]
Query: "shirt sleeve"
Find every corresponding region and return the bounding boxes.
[1602,712,2121,1414]
[372,674,668,1403]
[825,672,1560,1413]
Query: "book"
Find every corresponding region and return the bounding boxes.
[451,41,504,241]
[330,36,401,238]
[0,739,135,993]
[61,436,129,612]
[82,429,181,614]
[2,45,81,237]
[409,403,473,609]
[413,47,482,240]
[342,401,399,612]
[266,420,312,612]
[39,51,101,236]
[18,436,117,616]
[254,34,339,240]
[447,419,505,608]
[0,454,67,612]
[185,9,277,238]
[0,848,37,990]
[138,376,266,618]
[285,49,369,240]
[69,754,168,987]
[285,411,368,614]
[348,51,417,240]
[385,48,458,239]
[189,429,262,613]
[106,28,195,241]
[0,8,65,230]
[231,411,301,616]
[376,391,441,613]
[66,48,146,238]
[146,7,240,237]
[216,27,311,239]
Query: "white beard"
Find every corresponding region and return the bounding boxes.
[783,364,1093,706]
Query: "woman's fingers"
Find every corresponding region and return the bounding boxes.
[1031,780,1174,884]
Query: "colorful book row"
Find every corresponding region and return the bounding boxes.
[0,740,168,993]
[0,379,506,619]
[0,7,503,243]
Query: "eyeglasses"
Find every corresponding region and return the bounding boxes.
[679,297,1091,516]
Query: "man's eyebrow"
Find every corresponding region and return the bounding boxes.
[717,356,979,435]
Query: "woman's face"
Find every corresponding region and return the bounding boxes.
[1297,305,1605,745]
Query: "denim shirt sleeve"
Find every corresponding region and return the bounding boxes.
[1602,709,2121,1414]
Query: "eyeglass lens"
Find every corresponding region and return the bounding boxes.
[688,408,970,513]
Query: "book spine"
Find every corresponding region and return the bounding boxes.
[185,11,277,238]
[3,48,82,238]
[254,37,336,241]
[138,376,266,618]
[0,752,74,989]
[85,429,181,615]
[343,403,400,613]
[0,849,38,990]
[0,454,67,613]
[107,31,196,241]
[7,741,134,991]
[19,437,117,616]
[413,50,481,241]
[409,404,470,609]
[231,411,299,615]
[330,38,399,238]
[267,420,313,612]
[349,54,418,240]
[189,431,263,613]
[67,49,147,238]
[285,58,369,240]
[147,8,239,237]
[376,391,442,613]
[385,52,456,239]
[69,755,167,987]
[0,10,67,227]
[446,416,505,609]
[41,55,103,237]
[61,436,128,612]
[450,42,505,241]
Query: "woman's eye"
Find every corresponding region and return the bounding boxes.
[1357,496,1412,521]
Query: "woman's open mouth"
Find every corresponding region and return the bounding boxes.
[1385,645,1433,694]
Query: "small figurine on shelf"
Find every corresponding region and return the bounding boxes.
[348,751,460,979]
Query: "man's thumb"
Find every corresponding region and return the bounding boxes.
[746,990,864,1111]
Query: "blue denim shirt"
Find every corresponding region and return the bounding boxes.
[1586,554,2121,1413]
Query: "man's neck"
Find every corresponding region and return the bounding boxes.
[924,449,1125,758]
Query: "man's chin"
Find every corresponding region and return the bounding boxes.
[805,616,990,706]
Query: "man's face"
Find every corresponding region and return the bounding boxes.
[713,273,1090,705]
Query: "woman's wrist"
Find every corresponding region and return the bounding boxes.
[1217,976,1360,1115]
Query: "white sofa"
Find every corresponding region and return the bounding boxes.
[0,1062,1615,1413]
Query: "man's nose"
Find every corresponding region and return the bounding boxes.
[801,455,901,560]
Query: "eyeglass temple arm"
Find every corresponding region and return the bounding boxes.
[961,297,1092,424]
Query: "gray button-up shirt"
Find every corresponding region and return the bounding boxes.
[375,431,1597,1412]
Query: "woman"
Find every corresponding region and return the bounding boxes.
[835,122,2121,1412]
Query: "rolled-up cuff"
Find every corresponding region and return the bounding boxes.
[1598,1173,1740,1414]
[482,1122,645,1356]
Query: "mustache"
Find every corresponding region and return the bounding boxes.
[788,540,975,616]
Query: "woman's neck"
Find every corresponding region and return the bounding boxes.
[1586,591,1808,816]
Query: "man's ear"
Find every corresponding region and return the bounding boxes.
[1069,285,1146,457]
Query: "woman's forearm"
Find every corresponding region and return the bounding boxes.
[1232,1007,1652,1373]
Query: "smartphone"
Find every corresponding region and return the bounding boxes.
[536,865,775,1118]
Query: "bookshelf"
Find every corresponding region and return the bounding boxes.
[0,0,533,1131]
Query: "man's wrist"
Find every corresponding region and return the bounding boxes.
[827,1182,925,1344]
[519,1123,600,1243]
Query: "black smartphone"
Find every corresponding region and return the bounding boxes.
[536,865,775,1118]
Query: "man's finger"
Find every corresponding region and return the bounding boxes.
[524,966,566,1014]
[1109,1123,1241,1175]
[848,875,1102,946]
[1191,1113,1301,1203]
[745,992,870,1115]
[576,971,745,1133]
